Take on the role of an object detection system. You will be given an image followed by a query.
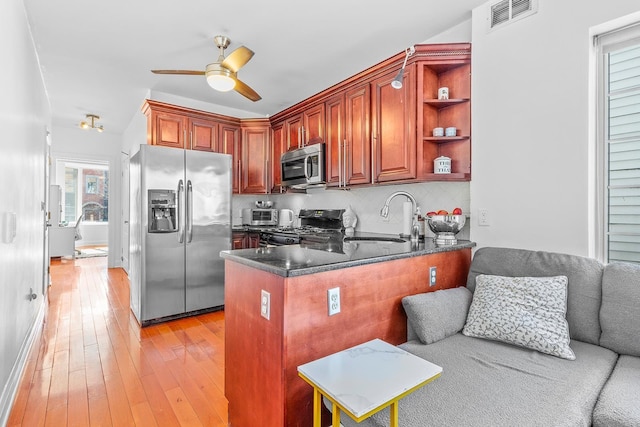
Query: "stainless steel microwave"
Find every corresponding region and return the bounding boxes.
[281,143,326,189]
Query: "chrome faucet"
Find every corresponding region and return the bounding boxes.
[380,191,420,242]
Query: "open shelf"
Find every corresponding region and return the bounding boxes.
[423,99,469,108]
[423,136,470,143]
[418,52,471,181]
[421,172,470,181]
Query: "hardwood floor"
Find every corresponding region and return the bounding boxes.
[7,257,228,426]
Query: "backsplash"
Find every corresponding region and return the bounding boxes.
[233,181,471,240]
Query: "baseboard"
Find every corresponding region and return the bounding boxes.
[0,299,45,426]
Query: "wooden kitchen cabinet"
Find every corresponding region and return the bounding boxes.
[303,103,325,145]
[240,120,271,194]
[280,103,326,152]
[144,100,230,152]
[371,64,417,183]
[143,100,275,195]
[271,122,285,193]
[147,109,187,149]
[189,116,218,152]
[219,123,241,193]
[232,231,260,249]
[325,83,371,187]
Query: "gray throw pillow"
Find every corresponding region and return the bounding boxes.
[462,274,575,360]
[402,287,472,345]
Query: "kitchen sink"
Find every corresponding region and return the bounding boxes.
[343,236,407,243]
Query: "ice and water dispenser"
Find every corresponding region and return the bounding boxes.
[148,189,177,233]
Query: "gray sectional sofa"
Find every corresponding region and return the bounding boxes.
[339,247,640,427]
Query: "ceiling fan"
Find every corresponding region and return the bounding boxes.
[152,35,261,102]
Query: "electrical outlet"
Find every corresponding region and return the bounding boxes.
[260,290,270,320]
[327,287,340,316]
[429,266,437,286]
[478,209,490,226]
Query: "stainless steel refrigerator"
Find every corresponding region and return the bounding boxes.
[129,144,231,326]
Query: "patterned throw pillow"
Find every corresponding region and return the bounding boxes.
[462,274,575,360]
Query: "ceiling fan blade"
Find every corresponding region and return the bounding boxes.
[151,70,205,75]
[233,78,261,102]
[222,46,254,73]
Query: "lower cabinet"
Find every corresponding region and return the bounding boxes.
[232,232,260,249]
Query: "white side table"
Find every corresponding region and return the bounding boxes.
[298,338,442,427]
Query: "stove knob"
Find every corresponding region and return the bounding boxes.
[285,238,294,244]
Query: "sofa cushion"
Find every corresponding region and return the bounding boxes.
[467,247,603,345]
[402,287,472,345]
[337,334,617,427]
[593,355,640,427]
[599,261,640,356]
[462,274,575,360]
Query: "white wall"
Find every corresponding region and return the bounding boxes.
[470,0,640,257]
[50,126,122,267]
[0,0,50,422]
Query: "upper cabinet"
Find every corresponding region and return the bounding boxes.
[189,117,219,152]
[277,103,326,152]
[270,122,285,193]
[371,64,416,183]
[147,109,187,149]
[143,100,222,152]
[219,123,241,194]
[303,103,325,146]
[325,83,371,188]
[272,43,471,189]
[142,100,270,195]
[240,120,271,194]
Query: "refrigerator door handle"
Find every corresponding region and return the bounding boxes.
[186,180,193,243]
[177,179,184,243]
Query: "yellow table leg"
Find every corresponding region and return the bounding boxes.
[390,401,399,427]
[332,402,341,427]
[313,388,322,427]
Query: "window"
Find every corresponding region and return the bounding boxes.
[596,24,640,264]
[57,160,109,224]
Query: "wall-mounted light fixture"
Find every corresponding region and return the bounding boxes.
[80,114,104,132]
[391,46,416,90]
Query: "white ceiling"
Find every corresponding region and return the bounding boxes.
[23,0,486,134]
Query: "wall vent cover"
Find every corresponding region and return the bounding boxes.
[490,0,537,30]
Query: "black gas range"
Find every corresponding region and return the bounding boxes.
[259,209,345,247]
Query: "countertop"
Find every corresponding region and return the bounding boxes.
[220,231,475,277]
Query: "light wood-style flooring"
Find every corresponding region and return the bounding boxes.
[7,256,228,426]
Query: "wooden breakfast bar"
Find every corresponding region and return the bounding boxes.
[221,236,474,427]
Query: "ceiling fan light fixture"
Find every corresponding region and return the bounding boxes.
[207,74,236,92]
[206,63,236,92]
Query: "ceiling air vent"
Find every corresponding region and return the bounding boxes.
[490,0,537,30]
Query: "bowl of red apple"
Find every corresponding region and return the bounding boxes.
[425,208,466,245]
